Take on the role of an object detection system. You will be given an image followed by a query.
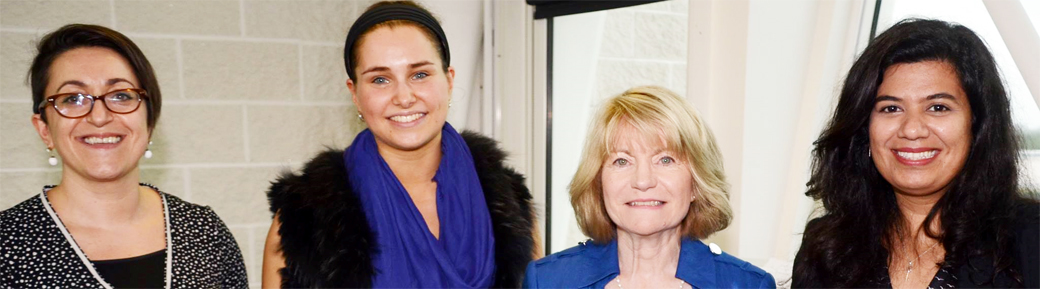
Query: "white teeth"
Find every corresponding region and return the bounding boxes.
[897,150,937,160]
[389,113,424,123]
[628,201,663,206]
[84,136,122,145]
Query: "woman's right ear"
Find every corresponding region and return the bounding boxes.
[347,79,358,107]
[31,114,53,148]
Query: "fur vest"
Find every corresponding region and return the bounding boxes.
[267,131,535,288]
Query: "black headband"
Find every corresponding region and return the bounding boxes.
[343,4,450,81]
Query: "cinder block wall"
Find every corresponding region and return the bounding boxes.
[594,0,688,102]
[0,1,372,286]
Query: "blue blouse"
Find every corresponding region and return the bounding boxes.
[523,238,775,289]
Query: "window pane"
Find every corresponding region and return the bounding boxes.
[549,0,688,253]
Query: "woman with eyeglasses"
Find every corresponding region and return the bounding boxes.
[0,24,247,288]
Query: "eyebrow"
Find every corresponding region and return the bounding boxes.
[410,61,434,69]
[54,78,137,93]
[359,61,437,76]
[926,93,956,101]
[875,93,957,103]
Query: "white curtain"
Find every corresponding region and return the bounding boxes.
[687,0,875,285]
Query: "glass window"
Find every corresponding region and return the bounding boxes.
[547,0,688,253]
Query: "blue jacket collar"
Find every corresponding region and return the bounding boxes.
[677,239,718,289]
[578,238,717,289]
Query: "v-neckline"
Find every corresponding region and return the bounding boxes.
[39,185,173,289]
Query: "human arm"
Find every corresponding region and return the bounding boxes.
[521,260,538,288]
[203,208,249,288]
[262,213,287,289]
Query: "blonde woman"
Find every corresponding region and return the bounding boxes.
[524,86,774,288]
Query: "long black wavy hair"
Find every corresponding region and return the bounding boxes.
[793,18,1034,287]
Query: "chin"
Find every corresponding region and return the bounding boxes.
[618,223,680,237]
[384,133,440,151]
[81,164,137,182]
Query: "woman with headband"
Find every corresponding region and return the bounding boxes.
[261,1,536,288]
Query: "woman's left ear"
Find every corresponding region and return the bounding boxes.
[446,66,455,92]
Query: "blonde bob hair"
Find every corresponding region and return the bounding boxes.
[570,86,733,242]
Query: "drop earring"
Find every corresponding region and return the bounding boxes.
[47,148,57,166]
[144,141,153,159]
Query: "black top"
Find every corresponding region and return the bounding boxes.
[267,131,536,288]
[875,263,957,289]
[794,201,1039,288]
[93,249,165,289]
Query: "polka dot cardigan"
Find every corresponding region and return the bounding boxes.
[0,185,247,288]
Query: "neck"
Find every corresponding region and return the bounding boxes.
[616,228,682,280]
[377,133,443,185]
[893,190,944,236]
[49,168,148,226]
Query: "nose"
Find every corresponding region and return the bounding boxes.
[84,98,114,127]
[631,161,658,191]
[392,83,417,108]
[897,111,929,140]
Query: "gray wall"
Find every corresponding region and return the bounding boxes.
[0,1,383,286]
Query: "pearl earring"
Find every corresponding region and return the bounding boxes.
[144,141,153,159]
[357,112,365,121]
[47,148,57,166]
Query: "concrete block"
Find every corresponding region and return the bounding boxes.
[0,104,49,169]
[114,0,240,36]
[243,0,356,42]
[129,37,181,100]
[303,45,351,101]
[600,10,634,58]
[246,105,357,163]
[594,59,670,103]
[140,168,186,199]
[149,104,245,164]
[671,63,687,98]
[190,166,280,224]
[1,32,38,100]
[0,171,61,211]
[181,40,299,100]
[249,225,269,285]
[0,0,111,30]
[672,0,689,14]
[633,12,687,60]
[632,0,672,11]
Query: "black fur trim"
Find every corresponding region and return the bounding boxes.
[267,132,535,288]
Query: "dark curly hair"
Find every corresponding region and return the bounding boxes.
[793,18,1036,287]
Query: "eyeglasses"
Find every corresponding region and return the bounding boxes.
[40,88,148,118]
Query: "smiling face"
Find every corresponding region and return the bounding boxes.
[869,60,972,197]
[347,25,454,153]
[600,123,695,237]
[32,47,149,182]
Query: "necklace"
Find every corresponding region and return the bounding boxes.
[616,276,685,289]
[902,240,940,282]
[39,188,173,289]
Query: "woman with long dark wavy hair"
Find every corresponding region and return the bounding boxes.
[792,19,1038,288]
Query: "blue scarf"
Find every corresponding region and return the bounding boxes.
[345,123,496,288]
